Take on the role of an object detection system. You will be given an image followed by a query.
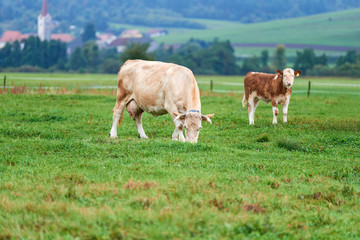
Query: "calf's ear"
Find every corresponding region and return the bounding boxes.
[201,114,215,124]
[276,70,283,75]
[173,112,186,122]
[295,70,302,77]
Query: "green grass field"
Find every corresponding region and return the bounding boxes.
[112,8,360,57]
[1,73,360,239]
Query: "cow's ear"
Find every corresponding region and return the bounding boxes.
[201,114,214,124]
[295,70,302,77]
[276,70,283,75]
[173,112,186,122]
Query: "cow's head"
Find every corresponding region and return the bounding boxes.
[173,111,214,143]
[277,68,301,89]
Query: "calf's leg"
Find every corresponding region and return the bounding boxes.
[247,97,259,125]
[282,98,290,123]
[271,99,279,124]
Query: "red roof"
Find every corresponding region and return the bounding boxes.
[51,34,74,43]
[0,31,29,42]
[41,0,48,16]
[147,29,166,34]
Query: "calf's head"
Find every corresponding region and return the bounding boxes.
[174,111,214,143]
[277,68,301,88]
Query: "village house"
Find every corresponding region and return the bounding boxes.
[146,29,168,38]
[0,0,74,49]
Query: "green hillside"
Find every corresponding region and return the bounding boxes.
[112,8,360,56]
[157,8,360,46]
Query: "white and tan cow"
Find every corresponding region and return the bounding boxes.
[242,68,301,125]
[109,60,214,143]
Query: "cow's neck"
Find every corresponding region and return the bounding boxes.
[185,83,201,111]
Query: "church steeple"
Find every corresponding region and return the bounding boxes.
[38,0,51,41]
[40,0,48,16]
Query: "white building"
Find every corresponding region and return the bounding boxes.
[37,0,52,41]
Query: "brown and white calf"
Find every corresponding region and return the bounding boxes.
[109,60,214,143]
[242,68,301,125]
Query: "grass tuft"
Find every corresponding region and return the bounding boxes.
[256,133,270,142]
[276,138,302,151]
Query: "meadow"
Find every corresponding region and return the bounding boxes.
[0,73,360,239]
[112,8,360,57]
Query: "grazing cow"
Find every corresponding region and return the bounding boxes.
[242,68,301,125]
[109,60,214,143]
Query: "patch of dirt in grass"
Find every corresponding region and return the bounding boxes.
[54,173,87,185]
[298,192,345,206]
[122,179,157,190]
[130,197,157,209]
[242,202,266,214]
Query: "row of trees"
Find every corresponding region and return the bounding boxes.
[0,36,359,77]
[241,45,360,77]
[0,36,67,70]
[156,39,239,75]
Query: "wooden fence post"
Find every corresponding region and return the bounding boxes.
[307,81,311,98]
[210,80,213,92]
[3,75,6,92]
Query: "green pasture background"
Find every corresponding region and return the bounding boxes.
[0,73,359,239]
[111,8,360,57]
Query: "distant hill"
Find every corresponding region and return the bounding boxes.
[154,8,360,46]
[0,0,359,33]
[152,8,360,56]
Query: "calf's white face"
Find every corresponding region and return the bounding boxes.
[277,68,302,89]
[174,112,214,143]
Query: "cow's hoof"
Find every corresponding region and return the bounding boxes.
[110,135,118,139]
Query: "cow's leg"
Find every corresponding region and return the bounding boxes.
[173,119,185,142]
[168,111,185,142]
[110,102,126,138]
[134,111,148,139]
[109,88,128,138]
[271,99,279,124]
[247,96,258,125]
[282,97,290,123]
[126,100,148,139]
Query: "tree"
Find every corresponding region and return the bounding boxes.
[81,23,96,43]
[48,40,67,68]
[273,45,286,70]
[260,49,269,67]
[68,47,86,70]
[242,55,261,74]
[336,50,358,66]
[101,59,120,73]
[82,41,100,70]
[294,48,328,75]
[120,42,155,63]
[11,41,22,67]
[209,39,239,75]
[0,43,12,67]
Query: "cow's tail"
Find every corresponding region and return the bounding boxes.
[242,94,246,108]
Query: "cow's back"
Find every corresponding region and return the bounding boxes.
[246,72,286,99]
[118,60,200,114]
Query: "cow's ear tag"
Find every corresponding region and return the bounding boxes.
[296,73,299,77]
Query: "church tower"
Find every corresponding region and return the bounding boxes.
[38,0,51,41]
